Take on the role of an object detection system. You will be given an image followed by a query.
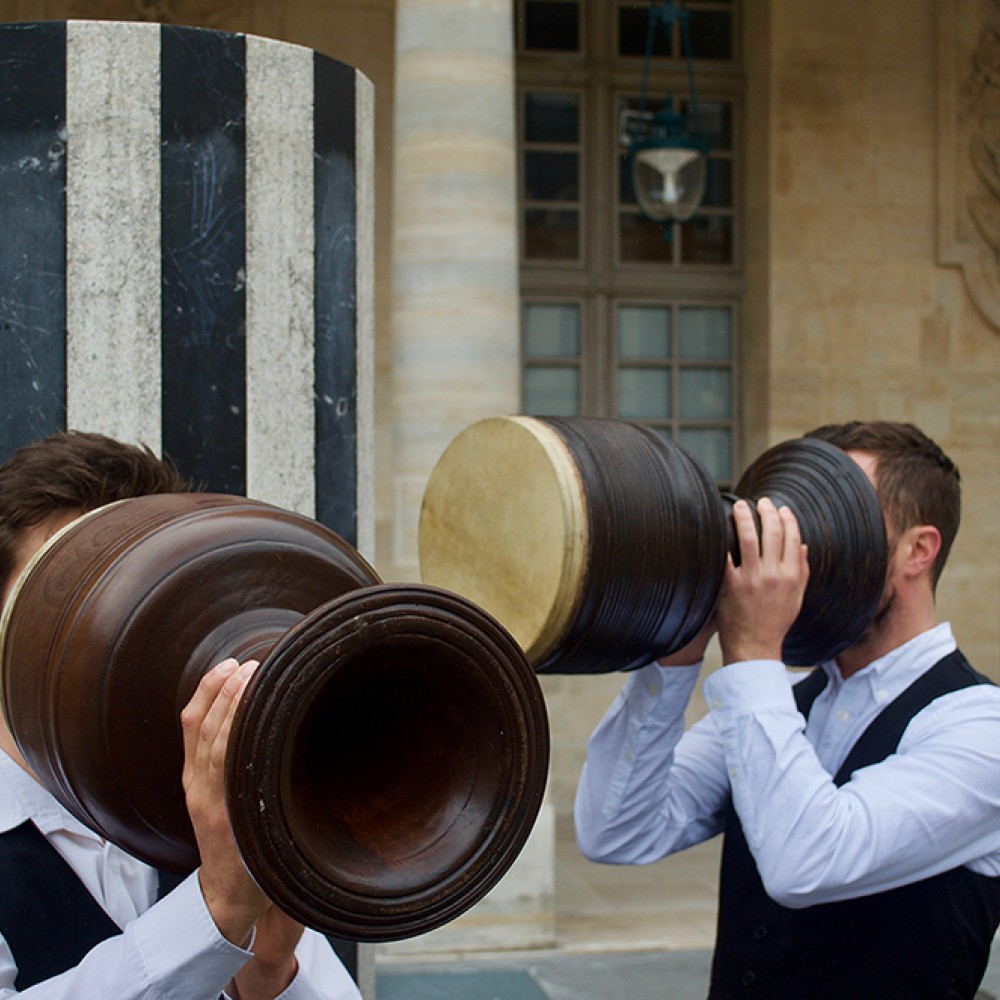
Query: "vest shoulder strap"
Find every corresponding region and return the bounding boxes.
[834,649,990,785]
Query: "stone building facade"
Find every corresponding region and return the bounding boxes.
[4,0,1000,972]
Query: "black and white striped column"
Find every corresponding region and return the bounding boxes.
[0,20,374,553]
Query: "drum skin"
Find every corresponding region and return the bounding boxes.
[419,416,888,672]
[0,492,550,940]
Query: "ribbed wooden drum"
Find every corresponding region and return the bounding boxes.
[419,416,728,674]
[729,435,888,665]
[419,416,887,672]
[0,493,550,941]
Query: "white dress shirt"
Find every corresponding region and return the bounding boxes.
[575,623,1000,908]
[0,750,361,999]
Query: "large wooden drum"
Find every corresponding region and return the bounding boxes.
[420,416,728,674]
[419,416,887,671]
[0,492,550,941]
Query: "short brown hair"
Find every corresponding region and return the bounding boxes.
[0,431,191,588]
[804,421,960,587]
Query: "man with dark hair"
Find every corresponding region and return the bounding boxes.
[0,431,360,998]
[575,420,1000,998]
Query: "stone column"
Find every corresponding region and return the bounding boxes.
[390,0,522,577]
[388,0,556,956]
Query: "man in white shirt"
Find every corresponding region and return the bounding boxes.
[575,421,1000,999]
[0,430,361,999]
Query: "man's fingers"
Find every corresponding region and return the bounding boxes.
[181,659,239,753]
[756,497,784,564]
[777,503,804,565]
[731,499,761,564]
[181,658,258,787]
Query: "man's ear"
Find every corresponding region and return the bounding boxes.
[900,524,941,579]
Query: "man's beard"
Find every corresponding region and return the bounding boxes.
[859,584,896,646]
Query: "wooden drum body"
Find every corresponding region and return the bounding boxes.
[419,416,887,672]
[0,493,550,941]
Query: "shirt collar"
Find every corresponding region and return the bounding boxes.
[820,622,957,697]
[0,747,96,839]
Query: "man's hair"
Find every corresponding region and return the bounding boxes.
[804,421,960,587]
[0,431,190,587]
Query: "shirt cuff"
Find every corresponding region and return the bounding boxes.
[130,872,250,998]
[702,658,793,719]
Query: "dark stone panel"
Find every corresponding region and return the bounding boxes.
[160,25,247,494]
[0,22,67,462]
[313,53,358,542]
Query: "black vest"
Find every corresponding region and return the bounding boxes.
[0,820,182,990]
[709,650,1000,1000]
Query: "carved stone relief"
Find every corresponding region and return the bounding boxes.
[938,0,1000,330]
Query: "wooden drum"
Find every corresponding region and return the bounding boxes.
[0,492,550,941]
[419,416,729,674]
[419,416,888,672]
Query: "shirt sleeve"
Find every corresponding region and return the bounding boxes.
[704,659,1000,907]
[0,874,249,1000]
[574,661,731,864]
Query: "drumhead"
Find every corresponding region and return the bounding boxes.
[418,416,587,663]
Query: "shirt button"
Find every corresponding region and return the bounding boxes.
[647,683,657,697]
[624,750,634,762]
[753,924,768,941]
[836,709,849,721]
[711,697,722,710]
[741,970,757,987]
[876,688,889,702]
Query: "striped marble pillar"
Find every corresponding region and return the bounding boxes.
[0,20,374,556]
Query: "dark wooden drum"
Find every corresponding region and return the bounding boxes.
[419,416,887,672]
[0,492,550,941]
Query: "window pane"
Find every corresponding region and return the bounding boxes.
[618,306,671,358]
[679,307,731,359]
[524,366,579,415]
[679,214,732,265]
[703,158,733,208]
[679,368,731,420]
[525,92,579,143]
[618,7,671,58]
[619,152,636,204]
[525,1,579,51]
[525,303,580,357]
[688,9,733,60]
[695,100,732,151]
[679,427,732,481]
[617,368,671,420]
[524,208,579,259]
[619,212,673,263]
[524,150,579,201]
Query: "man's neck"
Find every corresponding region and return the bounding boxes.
[836,598,938,679]
[0,726,32,778]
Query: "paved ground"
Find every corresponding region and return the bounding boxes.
[376,946,1000,999]
[374,816,1000,998]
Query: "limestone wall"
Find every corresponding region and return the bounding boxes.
[749,0,1000,680]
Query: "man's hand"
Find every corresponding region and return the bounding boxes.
[182,659,305,998]
[181,658,271,946]
[715,497,809,665]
